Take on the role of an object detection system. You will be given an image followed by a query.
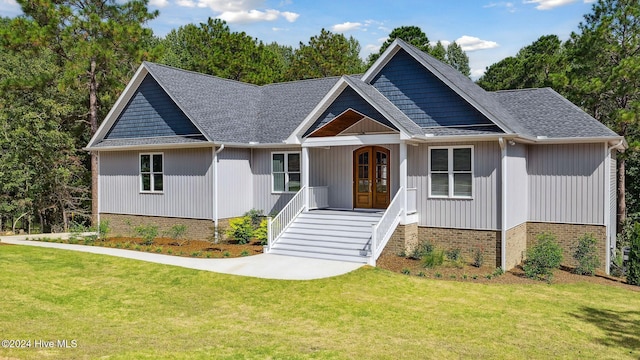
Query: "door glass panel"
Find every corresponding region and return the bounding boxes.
[359,152,368,165]
[376,178,387,193]
[358,179,369,192]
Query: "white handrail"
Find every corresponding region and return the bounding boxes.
[266,187,306,252]
[369,187,404,266]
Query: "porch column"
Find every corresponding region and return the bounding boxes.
[400,141,407,223]
[302,146,310,211]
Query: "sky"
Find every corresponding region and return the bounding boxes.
[0,0,598,79]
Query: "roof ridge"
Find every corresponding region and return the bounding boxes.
[492,87,549,93]
[143,61,260,88]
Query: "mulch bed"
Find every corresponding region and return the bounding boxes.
[88,237,264,258]
[376,252,639,291]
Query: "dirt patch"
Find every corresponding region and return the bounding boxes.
[376,252,639,291]
[87,237,263,258]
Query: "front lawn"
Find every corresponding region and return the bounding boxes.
[1,245,638,359]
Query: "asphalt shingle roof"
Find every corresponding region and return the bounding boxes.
[493,88,618,138]
[93,45,619,148]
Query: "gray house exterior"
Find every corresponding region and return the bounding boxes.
[87,39,625,274]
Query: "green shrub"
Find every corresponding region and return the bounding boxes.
[572,233,600,276]
[523,233,563,282]
[254,219,268,245]
[135,224,158,246]
[244,209,264,227]
[401,268,411,275]
[445,248,461,261]
[472,247,484,268]
[240,250,250,257]
[96,220,110,239]
[167,224,188,246]
[492,267,504,277]
[226,217,254,244]
[422,249,445,268]
[628,224,640,286]
[409,241,434,260]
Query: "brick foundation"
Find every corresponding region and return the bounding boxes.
[100,213,226,241]
[505,222,527,270]
[418,227,502,268]
[526,222,607,272]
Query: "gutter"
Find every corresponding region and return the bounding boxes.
[213,144,225,242]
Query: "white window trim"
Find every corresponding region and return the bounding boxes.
[271,151,301,194]
[428,145,474,199]
[139,152,164,194]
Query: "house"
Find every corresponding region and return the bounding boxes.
[86,39,625,274]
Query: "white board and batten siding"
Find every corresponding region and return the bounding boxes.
[528,143,606,225]
[408,141,502,230]
[309,145,400,209]
[99,148,214,219]
[505,143,528,229]
[217,148,254,219]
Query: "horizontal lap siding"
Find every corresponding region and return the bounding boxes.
[506,143,528,228]
[309,145,399,209]
[408,141,501,230]
[99,148,213,219]
[218,148,253,219]
[528,143,605,225]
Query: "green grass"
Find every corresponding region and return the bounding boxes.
[1,245,638,359]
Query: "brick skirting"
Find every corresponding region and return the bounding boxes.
[526,222,607,272]
[100,213,226,241]
[381,222,607,272]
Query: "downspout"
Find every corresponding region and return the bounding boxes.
[499,138,507,271]
[213,144,225,243]
[96,151,101,228]
[605,139,624,275]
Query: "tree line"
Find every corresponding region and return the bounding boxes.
[0,0,470,233]
[0,0,637,238]
[476,0,640,233]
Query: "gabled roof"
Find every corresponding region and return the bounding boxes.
[87,40,623,150]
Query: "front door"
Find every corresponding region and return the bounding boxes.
[353,146,390,209]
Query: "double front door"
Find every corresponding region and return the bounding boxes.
[353,146,390,209]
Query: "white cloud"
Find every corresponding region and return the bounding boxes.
[0,0,21,15]
[455,35,499,51]
[272,27,289,32]
[483,2,516,12]
[470,68,486,80]
[149,0,169,7]
[431,40,452,48]
[332,22,362,33]
[523,0,577,10]
[281,11,299,22]
[177,0,196,7]
[194,0,264,12]
[365,44,381,53]
[217,9,299,23]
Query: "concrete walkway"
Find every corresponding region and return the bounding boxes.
[0,234,364,280]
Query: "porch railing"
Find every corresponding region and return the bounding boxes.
[308,186,329,209]
[407,187,417,214]
[369,187,404,266]
[266,187,306,252]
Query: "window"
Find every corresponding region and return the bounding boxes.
[272,152,301,193]
[140,153,163,193]
[428,146,473,198]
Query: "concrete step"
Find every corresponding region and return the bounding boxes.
[269,248,369,263]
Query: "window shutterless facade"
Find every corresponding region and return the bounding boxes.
[428,146,473,198]
[140,153,164,193]
[271,152,301,193]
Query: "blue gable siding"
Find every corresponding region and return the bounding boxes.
[371,49,494,128]
[304,87,397,136]
[105,75,202,139]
